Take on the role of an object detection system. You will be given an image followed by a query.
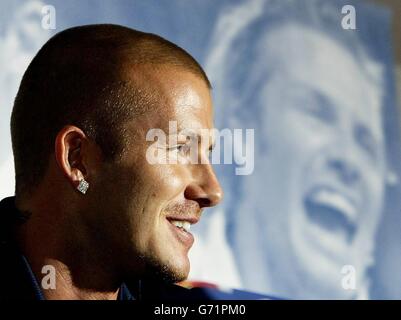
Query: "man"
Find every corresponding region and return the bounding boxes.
[0,24,222,300]
[190,0,388,299]
[226,24,385,300]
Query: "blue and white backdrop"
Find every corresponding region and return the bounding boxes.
[0,0,400,299]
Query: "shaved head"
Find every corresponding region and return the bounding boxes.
[11,24,211,199]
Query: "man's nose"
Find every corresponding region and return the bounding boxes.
[184,164,223,208]
[327,158,360,185]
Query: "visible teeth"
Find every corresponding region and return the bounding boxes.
[171,220,191,232]
[182,221,191,232]
[172,220,183,228]
[313,190,356,223]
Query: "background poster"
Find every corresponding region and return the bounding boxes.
[0,0,400,299]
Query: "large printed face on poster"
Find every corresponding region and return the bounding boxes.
[255,25,385,298]
[190,0,398,299]
[0,0,399,299]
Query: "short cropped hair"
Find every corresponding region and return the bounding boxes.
[11,24,211,199]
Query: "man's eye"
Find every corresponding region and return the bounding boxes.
[170,143,190,155]
[355,125,378,161]
[177,144,189,153]
[289,89,336,124]
[206,144,214,159]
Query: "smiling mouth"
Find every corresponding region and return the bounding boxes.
[169,220,192,233]
[166,217,196,249]
[304,187,358,243]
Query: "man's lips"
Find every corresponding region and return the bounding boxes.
[165,215,200,249]
[166,215,200,225]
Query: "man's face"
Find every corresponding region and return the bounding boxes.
[87,66,222,283]
[237,26,386,298]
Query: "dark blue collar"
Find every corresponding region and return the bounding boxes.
[19,254,46,300]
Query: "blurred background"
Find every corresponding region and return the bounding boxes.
[0,0,400,299]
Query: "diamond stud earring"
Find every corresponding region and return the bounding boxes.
[77,179,89,194]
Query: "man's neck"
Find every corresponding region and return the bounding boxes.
[37,258,120,300]
[15,203,122,300]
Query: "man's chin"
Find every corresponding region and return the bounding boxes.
[142,254,190,284]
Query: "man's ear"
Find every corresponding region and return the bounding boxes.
[54,125,89,191]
